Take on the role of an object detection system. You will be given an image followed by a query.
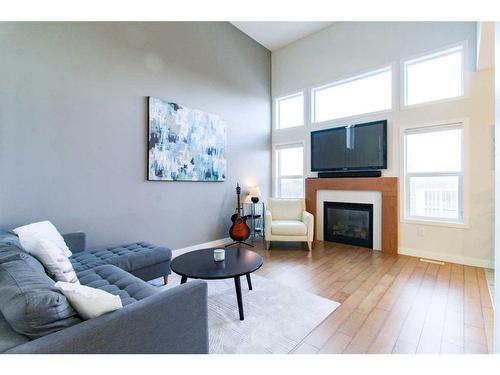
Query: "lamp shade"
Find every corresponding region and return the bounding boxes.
[248,186,261,197]
[242,194,253,204]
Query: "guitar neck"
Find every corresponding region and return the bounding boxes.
[236,192,242,216]
[235,184,242,216]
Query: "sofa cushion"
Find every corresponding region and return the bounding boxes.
[0,230,25,263]
[77,265,158,306]
[0,251,46,274]
[267,198,305,221]
[70,242,171,274]
[0,258,81,339]
[271,220,307,236]
[0,230,45,273]
[0,313,29,353]
[0,229,22,248]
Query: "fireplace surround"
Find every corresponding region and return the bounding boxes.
[305,177,398,254]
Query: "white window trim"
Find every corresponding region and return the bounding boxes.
[310,65,395,125]
[399,119,470,229]
[274,91,305,131]
[273,142,305,198]
[400,41,468,110]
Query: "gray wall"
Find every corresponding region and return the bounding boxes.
[0,22,271,248]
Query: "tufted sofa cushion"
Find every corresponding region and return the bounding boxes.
[70,242,171,274]
[76,265,158,306]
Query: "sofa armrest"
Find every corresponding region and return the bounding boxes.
[7,280,208,354]
[302,211,314,242]
[62,232,86,253]
[264,210,272,239]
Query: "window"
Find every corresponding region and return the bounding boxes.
[404,123,464,223]
[312,67,392,123]
[275,144,304,198]
[404,45,464,106]
[276,92,304,129]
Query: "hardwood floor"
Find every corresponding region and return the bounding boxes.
[250,239,493,354]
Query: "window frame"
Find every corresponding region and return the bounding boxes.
[310,65,394,125]
[274,142,305,198]
[274,91,305,131]
[401,42,466,109]
[400,120,469,228]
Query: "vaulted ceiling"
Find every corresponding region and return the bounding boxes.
[230,22,335,51]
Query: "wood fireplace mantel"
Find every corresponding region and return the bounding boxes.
[305,177,398,254]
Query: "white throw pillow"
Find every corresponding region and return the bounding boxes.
[13,220,72,257]
[55,282,123,320]
[28,238,80,284]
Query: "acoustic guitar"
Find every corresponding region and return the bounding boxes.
[229,183,251,242]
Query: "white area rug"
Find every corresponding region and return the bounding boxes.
[151,273,339,354]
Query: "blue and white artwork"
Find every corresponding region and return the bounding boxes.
[148,97,227,181]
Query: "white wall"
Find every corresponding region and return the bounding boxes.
[494,21,500,355]
[272,22,494,267]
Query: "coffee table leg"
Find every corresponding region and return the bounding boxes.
[234,276,244,320]
[180,275,188,284]
[246,273,253,290]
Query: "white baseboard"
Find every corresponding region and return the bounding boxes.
[173,237,232,258]
[398,247,493,268]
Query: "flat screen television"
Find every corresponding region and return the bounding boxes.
[311,120,387,172]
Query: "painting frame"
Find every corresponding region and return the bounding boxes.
[147,96,227,182]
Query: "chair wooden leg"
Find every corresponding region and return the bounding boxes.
[163,275,169,285]
[266,241,271,250]
[307,241,312,251]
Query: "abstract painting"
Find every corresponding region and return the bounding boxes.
[148,96,227,181]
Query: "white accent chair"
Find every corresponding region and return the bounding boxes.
[264,198,314,251]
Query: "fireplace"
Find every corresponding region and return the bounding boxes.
[306,177,398,253]
[323,201,374,249]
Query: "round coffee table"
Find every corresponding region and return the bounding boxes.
[170,247,263,320]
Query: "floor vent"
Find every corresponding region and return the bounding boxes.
[419,258,445,265]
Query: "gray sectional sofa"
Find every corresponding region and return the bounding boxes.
[0,230,209,354]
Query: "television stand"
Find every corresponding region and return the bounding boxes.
[317,170,382,178]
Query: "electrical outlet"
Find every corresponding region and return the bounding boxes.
[417,227,425,237]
